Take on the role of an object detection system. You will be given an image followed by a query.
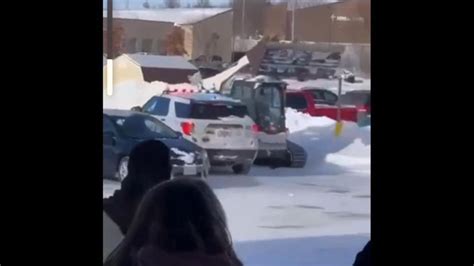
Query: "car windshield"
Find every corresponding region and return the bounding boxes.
[110,114,178,139]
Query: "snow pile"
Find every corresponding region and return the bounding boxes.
[171,148,195,164]
[285,108,335,133]
[103,81,198,110]
[285,108,370,174]
[326,138,371,170]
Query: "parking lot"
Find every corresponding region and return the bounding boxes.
[103,111,370,266]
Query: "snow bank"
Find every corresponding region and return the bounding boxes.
[285,108,370,174]
[103,81,198,110]
[285,108,335,133]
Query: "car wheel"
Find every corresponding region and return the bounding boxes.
[232,162,252,175]
[116,156,129,182]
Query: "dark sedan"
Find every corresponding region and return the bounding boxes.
[103,109,210,181]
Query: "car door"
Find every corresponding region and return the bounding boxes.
[103,115,119,178]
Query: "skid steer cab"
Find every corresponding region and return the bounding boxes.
[225,75,306,168]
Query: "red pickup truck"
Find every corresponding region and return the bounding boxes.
[285,90,360,122]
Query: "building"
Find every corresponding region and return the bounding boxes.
[232,0,267,39]
[232,0,370,76]
[103,53,198,86]
[260,0,370,43]
[103,8,234,62]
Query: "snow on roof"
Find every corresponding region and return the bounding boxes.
[103,8,231,25]
[126,54,198,70]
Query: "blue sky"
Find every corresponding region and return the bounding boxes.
[103,0,232,9]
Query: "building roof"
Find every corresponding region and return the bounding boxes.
[274,0,342,10]
[103,8,231,25]
[126,54,198,70]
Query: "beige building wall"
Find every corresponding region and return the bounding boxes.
[103,55,144,88]
[293,0,370,44]
[233,0,266,38]
[263,4,288,40]
[186,11,233,62]
[257,0,370,44]
[103,18,174,55]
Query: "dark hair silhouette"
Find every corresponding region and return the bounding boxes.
[104,178,243,266]
[103,140,171,234]
[353,240,370,266]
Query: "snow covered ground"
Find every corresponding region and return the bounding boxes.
[103,108,370,266]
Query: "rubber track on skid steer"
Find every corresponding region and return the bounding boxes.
[287,140,307,168]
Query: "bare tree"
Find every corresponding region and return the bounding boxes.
[164,0,181,8]
[103,25,125,58]
[194,0,212,8]
[165,27,187,55]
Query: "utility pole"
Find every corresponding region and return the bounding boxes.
[330,13,335,50]
[106,0,114,96]
[334,75,343,136]
[291,0,296,41]
[241,0,246,38]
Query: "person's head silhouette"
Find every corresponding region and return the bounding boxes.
[105,178,243,266]
[104,140,171,234]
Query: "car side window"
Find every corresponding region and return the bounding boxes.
[323,91,338,104]
[311,90,326,104]
[103,116,115,134]
[143,97,170,116]
[286,94,307,110]
[175,102,191,118]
